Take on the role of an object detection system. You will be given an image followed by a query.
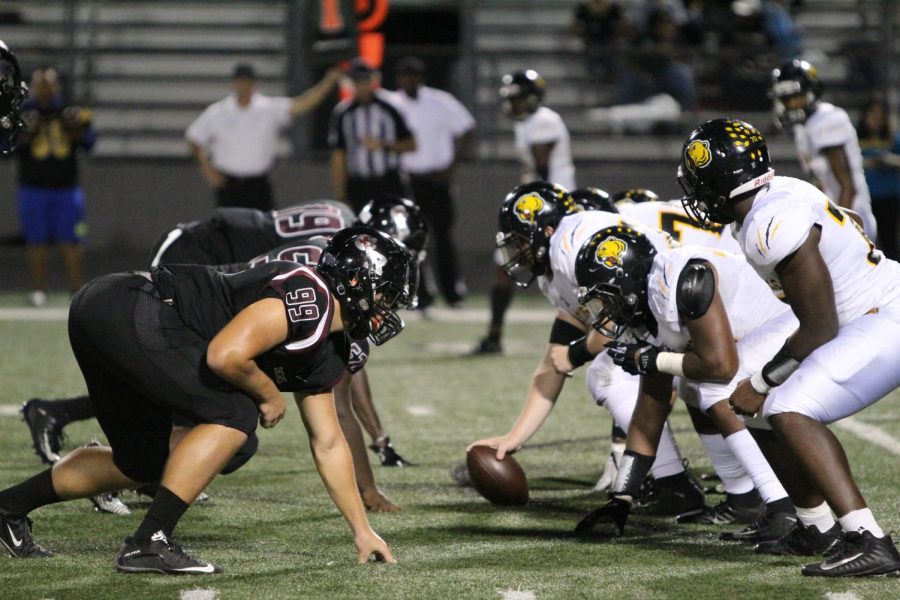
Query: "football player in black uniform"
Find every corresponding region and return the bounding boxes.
[0,40,28,154]
[0,227,410,572]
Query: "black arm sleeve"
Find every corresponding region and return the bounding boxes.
[549,318,585,345]
[676,259,716,320]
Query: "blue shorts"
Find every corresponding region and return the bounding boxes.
[18,185,86,244]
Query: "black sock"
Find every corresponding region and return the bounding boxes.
[0,469,63,517]
[133,486,190,545]
[611,450,655,498]
[765,496,795,515]
[488,284,513,337]
[727,488,762,509]
[57,395,94,423]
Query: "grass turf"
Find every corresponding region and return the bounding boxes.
[1,293,899,599]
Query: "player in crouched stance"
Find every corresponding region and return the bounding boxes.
[679,118,900,577]
[0,227,407,572]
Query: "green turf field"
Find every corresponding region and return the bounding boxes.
[1,294,898,599]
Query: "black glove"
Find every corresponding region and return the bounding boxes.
[605,340,659,376]
[575,496,631,537]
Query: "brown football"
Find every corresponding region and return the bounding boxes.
[466,445,529,506]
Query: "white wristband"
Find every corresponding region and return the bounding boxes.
[750,371,771,395]
[655,352,685,377]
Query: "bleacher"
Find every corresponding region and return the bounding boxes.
[0,0,894,161]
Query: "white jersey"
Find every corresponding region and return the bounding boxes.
[617,199,741,253]
[793,102,876,237]
[514,106,576,190]
[733,176,900,324]
[541,210,673,326]
[646,246,792,352]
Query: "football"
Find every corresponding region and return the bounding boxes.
[466,445,529,506]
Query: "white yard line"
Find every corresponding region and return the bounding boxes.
[0,405,21,417]
[833,416,900,457]
[406,405,435,417]
[180,589,219,600]
[0,307,69,321]
[824,592,862,600]
[497,590,536,600]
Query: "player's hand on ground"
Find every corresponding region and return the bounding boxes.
[355,529,396,564]
[728,378,766,417]
[466,435,521,461]
[258,396,286,429]
[549,344,574,375]
[362,488,401,513]
[575,496,631,537]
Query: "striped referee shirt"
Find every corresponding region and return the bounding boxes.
[327,90,413,179]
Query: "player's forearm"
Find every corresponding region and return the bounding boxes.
[507,366,567,446]
[206,353,282,406]
[310,435,371,534]
[291,69,341,116]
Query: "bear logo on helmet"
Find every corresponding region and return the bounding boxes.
[513,193,545,224]
[686,140,712,171]
[595,237,628,269]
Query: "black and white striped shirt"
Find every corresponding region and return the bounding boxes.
[327,90,413,179]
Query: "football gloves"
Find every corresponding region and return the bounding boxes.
[575,496,631,537]
[606,340,659,376]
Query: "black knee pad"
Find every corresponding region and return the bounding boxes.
[221,432,259,475]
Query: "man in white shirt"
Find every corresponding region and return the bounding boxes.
[473,70,576,353]
[187,63,341,211]
[391,57,475,308]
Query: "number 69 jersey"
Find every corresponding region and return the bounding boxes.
[543,210,674,326]
[617,199,741,253]
[733,176,900,324]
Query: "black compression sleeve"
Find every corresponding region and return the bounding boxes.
[549,318,584,345]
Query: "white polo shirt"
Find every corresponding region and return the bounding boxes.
[388,85,475,174]
[186,93,293,177]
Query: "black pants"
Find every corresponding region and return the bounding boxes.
[216,174,273,211]
[410,173,464,305]
[346,172,405,214]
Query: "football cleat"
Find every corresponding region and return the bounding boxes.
[470,337,502,355]
[632,472,705,516]
[575,497,631,536]
[677,497,765,525]
[0,512,53,558]
[21,399,63,464]
[720,511,797,543]
[369,437,414,467]
[756,522,841,556]
[90,492,131,516]
[116,531,222,575]
[802,530,900,577]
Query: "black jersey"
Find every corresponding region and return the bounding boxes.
[152,260,351,393]
[149,200,356,267]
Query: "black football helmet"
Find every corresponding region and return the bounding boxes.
[771,59,823,128]
[575,225,657,339]
[612,188,659,205]
[317,226,413,346]
[571,187,617,213]
[677,118,774,229]
[496,181,581,287]
[0,40,27,155]
[499,69,545,118]
[356,194,429,306]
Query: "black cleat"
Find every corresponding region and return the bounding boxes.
[0,513,53,558]
[116,531,222,575]
[756,522,841,556]
[369,437,414,467]
[575,497,631,537]
[469,338,502,355]
[677,497,765,525]
[802,530,900,577]
[21,399,63,464]
[720,511,797,543]
[632,472,705,516]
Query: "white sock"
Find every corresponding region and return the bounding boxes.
[839,508,884,538]
[796,502,836,534]
[699,433,753,494]
[724,428,788,503]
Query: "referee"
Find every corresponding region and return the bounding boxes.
[187,63,341,211]
[328,58,415,212]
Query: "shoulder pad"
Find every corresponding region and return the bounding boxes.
[676,259,715,320]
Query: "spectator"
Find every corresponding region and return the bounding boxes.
[858,96,900,260]
[16,67,95,307]
[572,0,626,83]
[616,6,696,111]
[390,56,474,308]
[186,63,341,211]
[329,58,416,212]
